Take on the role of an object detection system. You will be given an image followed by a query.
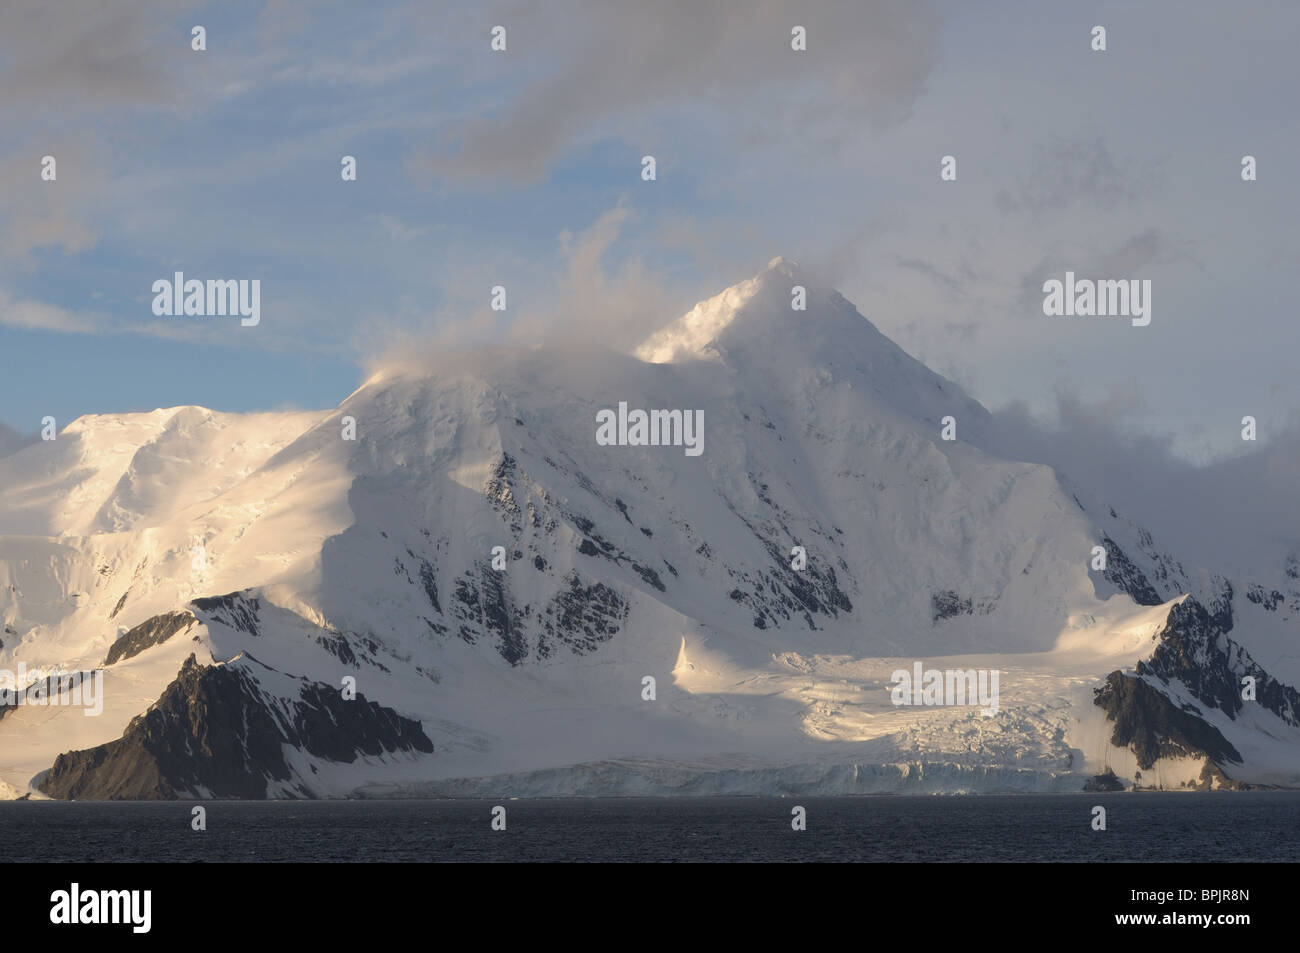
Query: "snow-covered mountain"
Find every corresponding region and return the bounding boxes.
[2,258,1298,798]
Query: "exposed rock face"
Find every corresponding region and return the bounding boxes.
[1246,584,1284,611]
[104,611,196,665]
[190,591,262,636]
[540,572,628,657]
[1137,598,1300,728]
[931,590,995,623]
[37,653,432,800]
[1,670,100,722]
[1094,593,1300,777]
[1094,670,1241,771]
[1100,535,1164,606]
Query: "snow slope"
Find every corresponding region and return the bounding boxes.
[1,258,1297,797]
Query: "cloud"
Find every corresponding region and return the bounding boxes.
[987,393,1300,577]
[0,287,275,343]
[0,418,36,458]
[418,0,943,183]
[1012,228,1204,315]
[0,0,198,112]
[270,56,437,88]
[0,291,106,334]
[360,198,702,376]
[996,138,1164,215]
[0,143,107,260]
[544,200,692,351]
[892,255,969,300]
[367,213,431,242]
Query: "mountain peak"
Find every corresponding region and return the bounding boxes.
[634,257,812,364]
[763,255,801,276]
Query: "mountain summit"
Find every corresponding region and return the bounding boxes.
[635,256,807,362]
[2,263,1297,798]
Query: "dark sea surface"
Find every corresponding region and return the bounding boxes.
[3,792,1298,862]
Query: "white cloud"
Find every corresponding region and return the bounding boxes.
[418,0,943,182]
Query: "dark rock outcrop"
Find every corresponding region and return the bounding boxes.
[1100,536,1163,606]
[931,590,995,623]
[37,653,432,800]
[1082,770,1124,792]
[1137,598,1300,727]
[1093,670,1241,771]
[1093,590,1300,783]
[189,591,261,636]
[2,670,101,721]
[104,611,196,665]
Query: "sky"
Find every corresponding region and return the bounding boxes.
[1,0,1297,466]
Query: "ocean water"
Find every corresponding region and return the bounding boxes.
[4,792,1298,862]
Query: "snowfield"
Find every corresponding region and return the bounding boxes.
[1,259,1297,798]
